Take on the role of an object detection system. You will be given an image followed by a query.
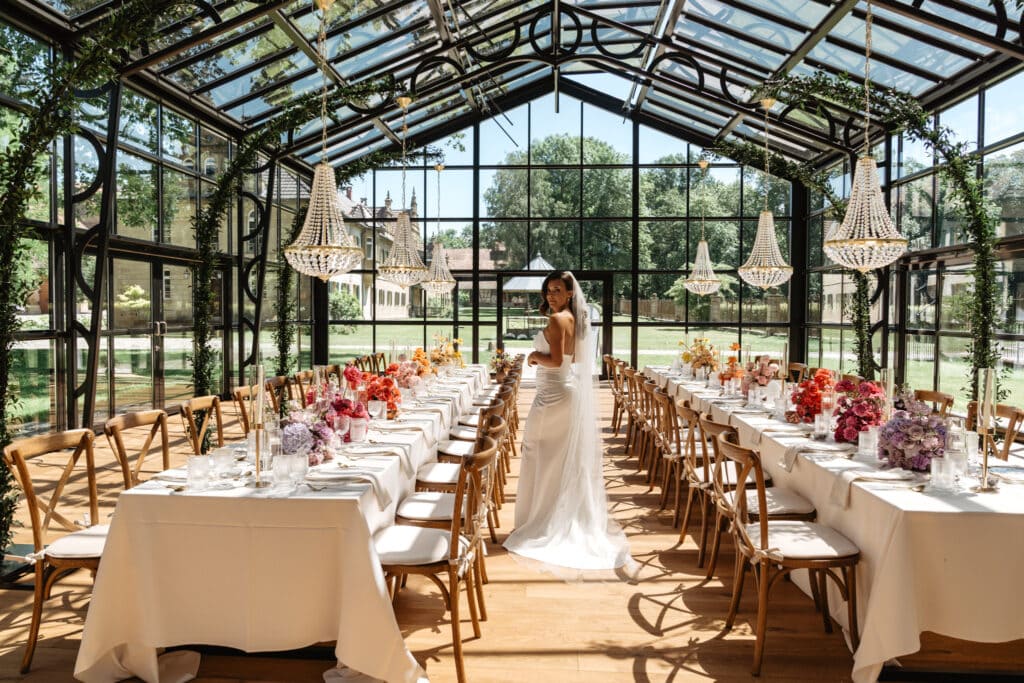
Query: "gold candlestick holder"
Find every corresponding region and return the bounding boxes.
[971,431,998,493]
[248,424,270,489]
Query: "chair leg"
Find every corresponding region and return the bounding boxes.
[752,561,770,676]
[464,570,482,639]
[704,513,726,580]
[817,568,833,635]
[678,486,696,544]
[672,462,685,527]
[725,551,747,630]
[448,568,466,683]
[658,458,672,509]
[846,566,860,651]
[474,555,487,621]
[695,503,713,569]
[20,564,48,674]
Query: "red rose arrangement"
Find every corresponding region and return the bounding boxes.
[832,379,885,443]
[343,363,362,388]
[363,373,401,413]
[790,368,835,423]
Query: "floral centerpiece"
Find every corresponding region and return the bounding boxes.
[386,361,423,390]
[429,334,464,368]
[718,356,744,384]
[329,396,369,444]
[281,408,337,466]
[411,347,433,375]
[490,348,514,377]
[832,379,886,443]
[682,337,718,374]
[742,355,780,395]
[343,363,362,389]
[878,395,947,471]
[363,372,401,414]
[789,368,835,423]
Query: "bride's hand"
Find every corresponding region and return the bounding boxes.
[527,352,538,366]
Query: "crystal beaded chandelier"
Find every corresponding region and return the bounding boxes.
[283,0,363,281]
[738,99,793,289]
[420,164,457,296]
[684,159,721,296]
[377,96,428,288]
[824,0,906,272]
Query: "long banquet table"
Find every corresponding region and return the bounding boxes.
[645,365,1024,683]
[74,364,490,683]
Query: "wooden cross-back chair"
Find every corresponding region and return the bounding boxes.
[787,362,808,384]
[375,436,499,683]
[325,364,343,385]
[3,429,131,673]
[293,370,315,405]
[232,385,255,435]
[913,389,954,417]
[717,432,860,675]
[103,409,170,485]
[264,375,292,414]
[373,352,387,374]
[675,401,711,547]
[841,374,864,386]
[966,401,1024,460]
[181,395,225,454]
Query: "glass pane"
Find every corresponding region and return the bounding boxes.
[939,95,978,152]
[583,168,631,218]
[200,127,230,178]
[329,323,374,365]
[163,168,197,248]
[16,239,53,331]
[119,89,158,154]
[531,168,580,218]
[908,269,938,329]
[163,331,194,406]
[818,328,842,372]
[162,108,196,167]
[480,220,526,270]
[899,174,934,251]
[530,221,580,270]
[10,339,57,437]
[807,272,822,324]
[113,333,153,413]
[941,266,974,332]
[112,260,152,331]
[480,168,527,218]
[905,333,936,394]
[639,125,688,164]
[116,153,158,242]
[937,336,971,412]
[79,344,109,426]
[984,70,1024,146]
[984,141,1024,240]
[821,272,843,324]
[583,103,632,163]
[583,221,631,270]
[640,167,688,217]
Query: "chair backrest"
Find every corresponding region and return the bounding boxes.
[3,429,129,553]
[715,432,769,555]
[265,375,291,413]
[181,395,225,454]
[651,388,674,451]
[640,379,659,425]
[841,374,863,386]
[966,401,1024,460]
[233,385,254,435]
[373,352,387,374]
[450,436,500,561]
[698,413,739,516]
[913,389,954,417]
[473,398,506,442]
[294,370,315,405]
[104,409,170,485]
[676,400,704,482]
[325,364,343,384]
[787,362,808,384]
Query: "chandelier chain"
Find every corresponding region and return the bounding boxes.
[318,3,329,161]
[763,103,770,212]
[864,0,873,155]
[400,105,408,211]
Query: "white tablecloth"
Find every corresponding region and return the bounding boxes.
[645,365,1024,683]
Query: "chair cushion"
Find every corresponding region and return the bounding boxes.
[437,439,475,458]
[448,425,478,441]
[417,462,461,485]
[397,492,456,521]
[374,525,468,566]
[724,488,815,517]
[745,521,858,560]
[45,525,110,559]
[459,414,481,427]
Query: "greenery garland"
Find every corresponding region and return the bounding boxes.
[705,139,877,379]
[191,78,395,447]
[0,0,189,552]
[757,73,999,398]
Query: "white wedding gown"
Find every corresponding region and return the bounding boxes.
[502,330,630,570]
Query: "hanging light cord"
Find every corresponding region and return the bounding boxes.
[400,106,408,211]
[700,167,707,240]
[436,163,443,233]
[763,103,770,212]
[863,0,873,156]
[317,2,329,162]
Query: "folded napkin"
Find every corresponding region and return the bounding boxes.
[152,469,188,483]
[343,443,413,476]
[780,441,855,472]
[377,420,436,447]
[830,467,917,508]
[305,466,392,510]
[989,466,1024,484]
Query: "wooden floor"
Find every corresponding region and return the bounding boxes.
[0,382,1015,682]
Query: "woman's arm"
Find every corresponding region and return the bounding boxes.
[528,313,571,367]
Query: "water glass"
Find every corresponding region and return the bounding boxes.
[367,400,386,421]
[187,455,211,491]
[930,456,956,491]
[288,453,308,483]
[813,412,831,441]
[333,414,351,440]
[212,450,235,478]
[349,417,369,442]
[858,426,879,457]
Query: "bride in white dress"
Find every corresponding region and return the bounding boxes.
[502,271,631,570]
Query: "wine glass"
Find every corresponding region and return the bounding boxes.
[333,414,350,442]
[367,400,386,422]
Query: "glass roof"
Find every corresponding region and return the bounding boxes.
[21,0,1024,169]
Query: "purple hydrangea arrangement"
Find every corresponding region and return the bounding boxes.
[281,421,313,456]
[878,397,947,471]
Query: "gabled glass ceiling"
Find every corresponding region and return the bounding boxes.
[22,0,1024,170]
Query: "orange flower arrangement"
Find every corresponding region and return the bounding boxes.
[719,355,745,383]
[411,347,433,375]
[363,372,402,413]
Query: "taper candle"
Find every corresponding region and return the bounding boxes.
[254,364,265,425]
[980,368,996,435]
[781,342,788,379]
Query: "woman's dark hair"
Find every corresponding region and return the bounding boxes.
[539,271,576,317]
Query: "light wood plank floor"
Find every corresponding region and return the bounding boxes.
[0,382,1016,682]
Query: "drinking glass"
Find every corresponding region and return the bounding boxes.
[288,453,308,484]
[367,400,386,421]
[212,450,235,479]
[187,455,211,491]
[349,417,369,442]
[813,412,831,441]
[858,425,879,457]
[333,414,351,441]
[930,456,956,491]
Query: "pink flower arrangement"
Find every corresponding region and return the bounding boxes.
[386,361,423,389]
[343,363,362,388]
[327,396,369,443]
[832,379,885,443]
[878,398,947,471]
[741,355,779,396]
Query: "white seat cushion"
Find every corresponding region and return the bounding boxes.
[417,462,461,486]
[448,425,478,441]
[745,521,858,560]
[437,439,475,457]
[397,492,456,521]
[459,413,482,427]
[45,524,110,559]
[724,488,815,517]
[374,525,469,566]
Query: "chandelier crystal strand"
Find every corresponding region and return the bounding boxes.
[684,159,721,296]
[738,100,793,289]
[825,0,907,272]
[421,164,456,296]
[283,0,363,281]
[378,97,428,287]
